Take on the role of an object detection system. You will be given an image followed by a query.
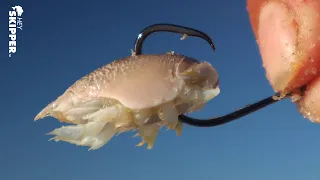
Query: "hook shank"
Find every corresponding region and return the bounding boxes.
[179,93,289,127]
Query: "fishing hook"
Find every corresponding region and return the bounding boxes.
[133,23,304,127]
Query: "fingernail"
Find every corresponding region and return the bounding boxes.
[258,1,298,91]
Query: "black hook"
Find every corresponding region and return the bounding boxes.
[134,23,216,54]
[133,23,301,127]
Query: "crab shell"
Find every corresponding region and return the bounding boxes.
[34,54,220,150]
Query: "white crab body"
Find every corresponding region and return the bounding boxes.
[35,54,220,150]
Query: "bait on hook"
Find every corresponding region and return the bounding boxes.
[34,23,305,150]
[133,23,306,127]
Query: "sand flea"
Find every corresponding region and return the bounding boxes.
[34,54,220,150]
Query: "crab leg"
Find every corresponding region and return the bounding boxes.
[158,102,180,129]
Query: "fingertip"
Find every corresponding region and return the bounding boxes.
[297,77,320,123]
[248,0,320,93]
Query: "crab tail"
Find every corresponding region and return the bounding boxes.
[34,91,79,123]
[34,101,54,121]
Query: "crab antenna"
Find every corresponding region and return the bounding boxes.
[133,23,293,127]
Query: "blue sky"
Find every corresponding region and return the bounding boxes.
[2,0,320,179]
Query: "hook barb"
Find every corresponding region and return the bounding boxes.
[133,23,297,127]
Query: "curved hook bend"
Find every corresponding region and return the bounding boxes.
[133,23,295,127]
[134,23,216,55]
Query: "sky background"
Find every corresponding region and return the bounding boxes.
[2,0,320,180]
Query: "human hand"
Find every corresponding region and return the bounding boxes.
[247,0,320,122]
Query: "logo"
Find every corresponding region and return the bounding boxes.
[9,5,23,57]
